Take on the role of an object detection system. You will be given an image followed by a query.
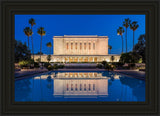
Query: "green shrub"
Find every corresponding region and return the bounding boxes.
[96,63,103,68]
[102,61,107,66]
[18,60,30,68]
[44,62,51,68]
[34,62,40,68]
[28,59,34,64]
[53,64,58,69]
[47,55,51,62]
[128,63,136,69]
[58,64,65,69]
[47,65,53,71]
[104,63,116,71]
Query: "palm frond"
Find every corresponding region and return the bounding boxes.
[117,27,124,36]
[29,18,36,26]
[37,27,46,36]
[46,42,52,47]
[24,27,33,37]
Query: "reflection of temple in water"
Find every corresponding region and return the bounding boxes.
[53,72,108,96]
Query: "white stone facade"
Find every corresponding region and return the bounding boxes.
[32,35,120,62]
[54,35,108,55]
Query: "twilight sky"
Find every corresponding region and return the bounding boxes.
[15,14,145,55]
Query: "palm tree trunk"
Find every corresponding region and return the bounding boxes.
[31,26,34,60]
[133,31,134,51]
[126,28,127,53]
[50,47,51,55]
[28,36,29,48]
[40,36,42,62]
[121,35,123,53]
[110,49,111,54]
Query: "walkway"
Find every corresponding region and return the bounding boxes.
[15,68,48,78]
[114,69,145,80]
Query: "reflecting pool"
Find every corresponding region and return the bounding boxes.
[15,71,145,102]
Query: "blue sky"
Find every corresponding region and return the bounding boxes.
[15,14,145,55]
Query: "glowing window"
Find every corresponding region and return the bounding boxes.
[89,84,91,91]
[71,84,73,91]
[89,43,91,50]
[71,43,73,49]
[93,84,95,91]
[80,84,82,91]
[80,43,82,49]
[75,43,77,49]
[66,84,69,91]
[75,84,78,91]
[84,84,86,91]
[66,43,69,49]
[93,43,95,50]
[84,43,86,49]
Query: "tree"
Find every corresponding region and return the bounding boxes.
[130,21,139,51]
[47,55,51,62]
[117,27,125,53]
[110,56,115,62]
[23,27,33,48]
[36,58,41,63]
[134,34,145,63]
[29,18,36,60]
[36,52,43,55]
[119,52,132,63]
[15,39,31,63]
[108,45,112,54]
[123,18,131,53]
[102,61,107,66]
[119,52,141,64]
[46,42,52,54]
[37,27,46,62]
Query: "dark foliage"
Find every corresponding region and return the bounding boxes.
[15,39,31,63]
[102,61,107,66]
[36,52,43,55]
[119,52,141,63]
[133,34,145,63]
[47,55,51,62]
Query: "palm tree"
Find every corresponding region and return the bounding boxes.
[46,42,52,55]
[29,18,36,60]
[111,56,115,63]
[123,18,131,53]
[23,27,33,48]
[130,21,139,51]
[108,45,112,54]
[117,27,125,53]
[37,27,46,62]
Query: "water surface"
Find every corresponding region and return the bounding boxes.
[15,71,145,102]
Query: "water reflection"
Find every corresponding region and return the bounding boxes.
[54,72,108,96]
[15,71,145,102]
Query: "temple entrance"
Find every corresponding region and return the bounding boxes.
[89,57,93,62]
[79,57,83,62]
[65,57,68,62]
[69,57,73,62]
[84,57,88,62]
[94,57,97,62]
[74,57,78,62]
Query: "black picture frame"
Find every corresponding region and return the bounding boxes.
[0,0,159,115]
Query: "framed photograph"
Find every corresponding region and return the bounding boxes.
[0,0,159,115]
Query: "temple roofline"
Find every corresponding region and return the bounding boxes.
[53,35,108,38]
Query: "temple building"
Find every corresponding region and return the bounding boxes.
[33,35,120,62]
